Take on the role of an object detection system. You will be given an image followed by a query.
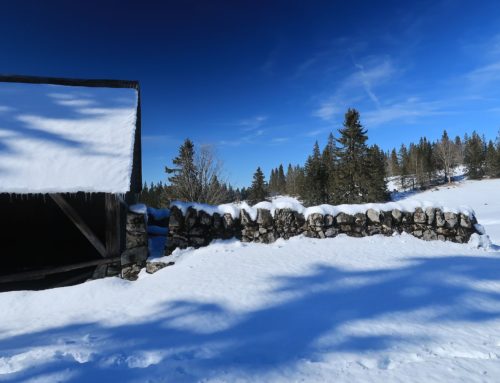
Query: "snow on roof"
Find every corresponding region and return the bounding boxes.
[171,196,476,220]
[0,81,138,194]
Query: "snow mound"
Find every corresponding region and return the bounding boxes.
[171,196,475,220]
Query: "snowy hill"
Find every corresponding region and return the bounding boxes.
[1,179,500,382]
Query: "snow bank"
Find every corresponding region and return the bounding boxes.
[171,196,475,220]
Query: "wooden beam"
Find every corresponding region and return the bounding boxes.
[105,194,122,257]
[0,257,121,283]
[50,193,107,258]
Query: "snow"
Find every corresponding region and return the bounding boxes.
[1,179,500,382]
[0,82,138,194]
[147,207,170,220]
[172,195,475,221]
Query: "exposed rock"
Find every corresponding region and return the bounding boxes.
[121,246,148,266]
[444,212,458,228]
[146,261,174,274]
[336,213,353,224]
[325,227,338,237]
[257,209,273,227]
[324,214,335,227]
[354,213,367,226]
[435,209,445,227]
[308,213,324,228]
[460,213,472,229]
[425,207,435,225]
[199,211,212,226]
[391,209,402,222]
[366,209,380,223]
[414,208,426,224]
[121,264,142,281]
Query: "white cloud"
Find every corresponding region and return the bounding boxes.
[56,99,95,107]
[465,61,500,86]
[363,98,444,126]
[314,58,395,121]
[0,105,14,113]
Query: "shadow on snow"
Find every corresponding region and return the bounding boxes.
[2,254,500,382]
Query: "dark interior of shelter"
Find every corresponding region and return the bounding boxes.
[0,192,108,291]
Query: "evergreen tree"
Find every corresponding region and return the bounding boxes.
[464,131,485,179]
[249,167,268,203]
[322,132,338,203]
[366,145,389,201]
[304,141,326,205]
[335,109,371,203]
[389,148,400,177]
[165,138,200,201]
[277,164,287,194]
[485,140,498,177]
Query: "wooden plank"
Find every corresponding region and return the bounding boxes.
[0,257,121,283]
[105,194,122,257]
[50,193,107,258]
[0,74,139,89]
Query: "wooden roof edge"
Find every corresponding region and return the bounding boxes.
[0,74,139,89]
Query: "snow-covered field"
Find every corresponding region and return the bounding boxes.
[1,180,500,382]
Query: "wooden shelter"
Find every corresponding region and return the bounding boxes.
[0,75,142,290]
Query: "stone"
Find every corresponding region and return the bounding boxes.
[324,214,335,227]
[354,213,367,226]
[437,234,446,241]
[121,264,142,281]
[425,207,435,225]
[185,207,198,229]
[401,211,413,224]
[223,213,235,229]
[391,209,402,222]
[325,227,338,237]
[340,224,352,233]
[259,227,268,234]
[240,209,254,225]
[422,230,437,241]
[168,206,184,228]
[190,236,207,246]
[382,213,392,228]
[318,231,326,239]
[199,211,212,226]
[366,209,380,223]
[308,213,324,228]
[435,209,445,227]
[413,230,423,237]
[188,226,206,236]
[257,209,273,227]
[336,213,353,224]
[146,261,174,274]
[121,246,148,266]
[213,213,222,230]
[460,213,472,229]
[413,208,426,224]
[126,232,147,249]
[444,212,458,228]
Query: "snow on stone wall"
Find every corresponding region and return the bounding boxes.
[164,199,482,255]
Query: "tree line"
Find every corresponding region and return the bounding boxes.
[139,108,500,208]
[386,130,500,190]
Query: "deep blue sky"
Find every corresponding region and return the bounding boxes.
[1,0,500,187]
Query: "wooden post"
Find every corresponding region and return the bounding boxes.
[50,193,107,258]
[105,194,122,258]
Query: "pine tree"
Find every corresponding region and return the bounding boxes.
[485,140,498,177]
[335,109,371,203]
[277,164,287,194]
[366,145,389,201]
[249,167,268,203]
[165,138,200,201]
[464,131,485,179]
[389,148,400,177]
[304,141,326,205]
[398,144,411,190]
[322,132,338,203]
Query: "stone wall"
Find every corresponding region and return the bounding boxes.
[164,206,480,255]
